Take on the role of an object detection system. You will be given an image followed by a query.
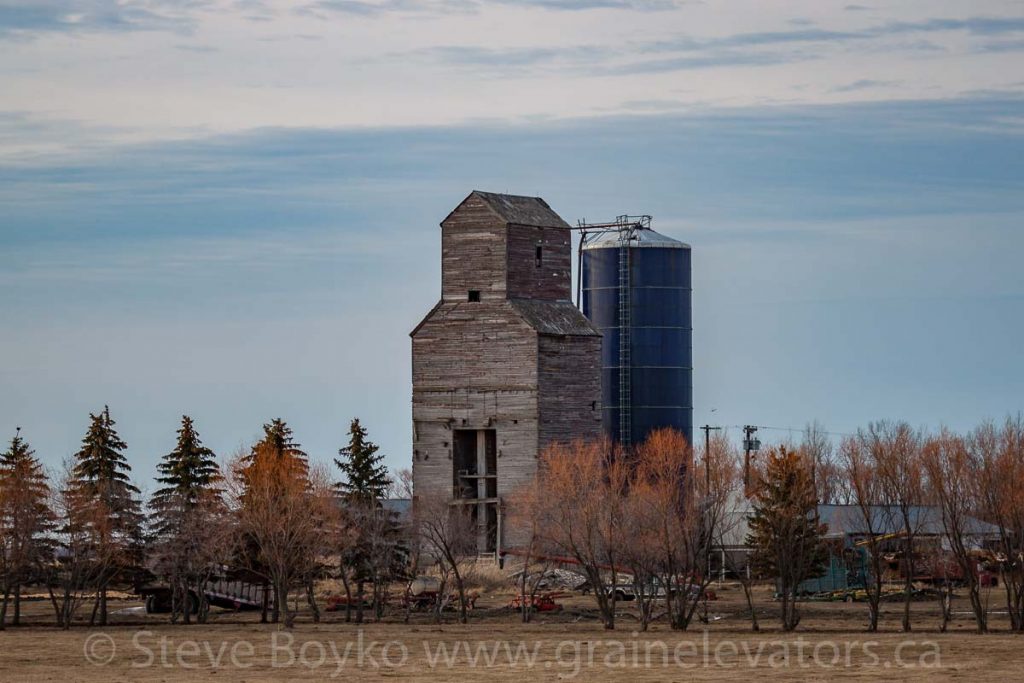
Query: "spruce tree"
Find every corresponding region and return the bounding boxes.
[745,445,827,631]
[150,416,223,624]
[335,418,390,504]
[0,430,51,516]
[241,419,307,497]
[334,419,401,623]
[73,406,139,502]
[245,418,306,471]
[152,416,220,512]
[0,429,54,628]
[70,406,143,625]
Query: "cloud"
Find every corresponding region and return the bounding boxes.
[406,27,859,75]
[407,43,609,68]
[974,38,1024,53]
[0,0,201,38]
[174,42,219,52]
[407,27,866,76]
[300,0,677,16]
[298,0,478,17]
[491,0,679,9]
[598,49,817,75]
[877,16,1024,37]
[0,110,141,161]
[398,15,1024,77]
[831,79,901,93]
[646,28,863,52]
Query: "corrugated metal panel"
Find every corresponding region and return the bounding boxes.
[584,227,690,249]
[582,229,693,446]
[817,505,1002,538]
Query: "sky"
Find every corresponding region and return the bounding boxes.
[1,0,1023,494]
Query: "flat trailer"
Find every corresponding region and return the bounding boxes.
[138,576,269,614]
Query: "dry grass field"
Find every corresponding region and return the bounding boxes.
[2,585,1023,682]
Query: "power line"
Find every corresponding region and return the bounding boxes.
[724,424,857,439]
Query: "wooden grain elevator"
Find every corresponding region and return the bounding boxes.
[410,191,603,557]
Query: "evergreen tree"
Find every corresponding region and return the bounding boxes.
[335,418,390,504]
[244,418,307,474]
[149,416,225,624]
[241,419,307,501]
[0,429,54,628]
[69,406,143,626]
[73,406,139,502]
[152,416,220,514]
[746,445,828,631]
[334,419,402,623]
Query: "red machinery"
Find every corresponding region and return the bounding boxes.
[507,592,568,612]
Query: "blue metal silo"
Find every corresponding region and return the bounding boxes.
[580,216,692,447]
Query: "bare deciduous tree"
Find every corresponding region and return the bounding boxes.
[923,430,988,633]
[47,465,119,629]
[415,490,477,624]
[802,421,849,505]
[507,476,559,624]
[149,490,232,624]
[840,434,892,632]
[972,415,1024,631]
[866,421,924,632]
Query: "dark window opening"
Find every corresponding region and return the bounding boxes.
[453,430,478,499]
[485,503,498,552]
[485,430,497,498]
[535,246,543,268]
[452,429,497,501]
[468,290,480,302]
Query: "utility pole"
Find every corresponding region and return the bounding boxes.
[699,424,722,590]
[742,425,761,497]
[700,425,722,493]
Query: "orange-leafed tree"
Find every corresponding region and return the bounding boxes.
[972,415,1024,631]
[630,427,707,631]
[0,430,54,629]
[228,425,332,629]
[534,437,627,630]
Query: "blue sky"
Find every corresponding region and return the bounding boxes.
[1,0,1023,490]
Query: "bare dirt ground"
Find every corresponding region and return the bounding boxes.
[2,585,1022,681]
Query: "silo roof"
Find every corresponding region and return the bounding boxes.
[583,227,690,249]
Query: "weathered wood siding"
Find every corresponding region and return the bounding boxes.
[441,194,506,302]
[538,334,603,448]
[412,300,540,500]
[506,225,572,301]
